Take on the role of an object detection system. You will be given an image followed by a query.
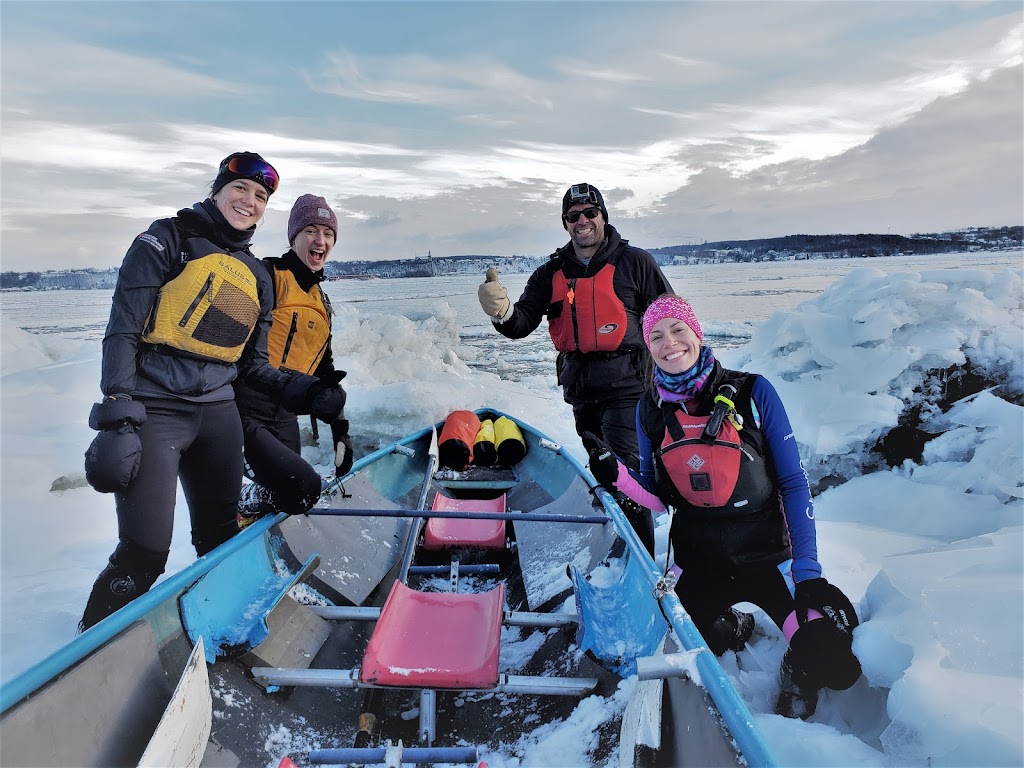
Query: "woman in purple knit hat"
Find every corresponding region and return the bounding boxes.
[233,193,354,521]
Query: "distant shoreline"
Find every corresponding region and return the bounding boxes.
[2,226,1020,291]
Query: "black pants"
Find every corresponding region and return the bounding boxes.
[242,414,323,515]
[117,397,243,555]
[570,396,642,470]
[81,397,244,630]
[675,561,861,692]
[674,560,795,640]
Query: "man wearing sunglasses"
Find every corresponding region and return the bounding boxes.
[478,182,672,554]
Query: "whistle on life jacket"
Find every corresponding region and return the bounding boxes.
[701,385,743,443]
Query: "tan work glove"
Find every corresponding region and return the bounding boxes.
[478,268,510,321]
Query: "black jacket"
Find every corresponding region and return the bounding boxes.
[100,201,292,402]
[494,224,671,403]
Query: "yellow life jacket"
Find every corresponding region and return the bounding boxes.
[266,266,332,373]
[141,244,261,363]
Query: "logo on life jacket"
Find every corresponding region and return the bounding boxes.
[597,323,619,335]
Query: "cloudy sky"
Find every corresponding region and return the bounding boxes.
[1,1,1021,272]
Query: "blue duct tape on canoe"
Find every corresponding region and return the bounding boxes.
[569,545,668,677]
[180,532,318,663]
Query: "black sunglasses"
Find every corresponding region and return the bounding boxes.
[563,207,601,224]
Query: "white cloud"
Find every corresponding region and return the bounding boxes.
[0,2,1020,271]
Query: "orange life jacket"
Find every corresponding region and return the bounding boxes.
[266,266,332,374]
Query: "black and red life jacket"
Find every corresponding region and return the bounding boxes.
[548,258,628,353]
[655,373,776,517]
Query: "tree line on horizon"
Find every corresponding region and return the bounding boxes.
[2,226,1020,290]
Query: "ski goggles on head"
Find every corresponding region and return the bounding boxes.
[563,206,602,224]
[222,155,280,193]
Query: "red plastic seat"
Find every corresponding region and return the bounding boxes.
[423,493,507,551]
[359,581,505,689]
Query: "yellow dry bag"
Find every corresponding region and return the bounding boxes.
[494,416,526,466]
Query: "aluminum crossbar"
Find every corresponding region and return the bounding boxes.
[635,651,699,681]
[250,667,596,696]
[407,563,501,576]
[309,745,479,765]
[311,507,607,524]
[309,605,380,621]
[505,611,577,628]
[308,605,577,628]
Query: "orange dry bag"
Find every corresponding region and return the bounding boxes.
[438,410,481,470]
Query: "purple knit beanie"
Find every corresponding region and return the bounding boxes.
[288,194,338,244]
[642,295,704,347]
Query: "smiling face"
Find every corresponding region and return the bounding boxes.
[648,316,702,374]
[565,202,606,254]
[293,224,335,272]
[212,178,268,231]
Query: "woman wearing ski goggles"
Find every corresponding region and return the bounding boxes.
[80,149,310,633]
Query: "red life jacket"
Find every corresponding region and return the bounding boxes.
[656,379,776,515]
[548,261,627,353]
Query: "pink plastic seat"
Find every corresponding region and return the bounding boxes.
[423,492,507,551]
[359,581,505,689]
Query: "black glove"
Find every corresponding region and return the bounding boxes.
[581,431,619,488]
[281,370,347,421]
[310,371,347,423]
[84,396,147,493]
[331,419,354,477]
[793,577,859,634]
[281,374,318,414]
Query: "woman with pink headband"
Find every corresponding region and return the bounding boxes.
[583,292,862,719]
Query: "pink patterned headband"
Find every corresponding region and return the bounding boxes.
[642,295,703,347]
